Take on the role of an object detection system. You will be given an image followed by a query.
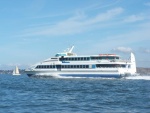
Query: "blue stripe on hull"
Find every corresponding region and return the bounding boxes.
[59,74,121,78]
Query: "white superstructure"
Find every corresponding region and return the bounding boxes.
[25,46,137,78]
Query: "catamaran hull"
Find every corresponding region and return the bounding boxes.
[26,70,122,78]
[12,74,21,76]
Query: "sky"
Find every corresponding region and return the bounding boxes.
[0,0,150,69]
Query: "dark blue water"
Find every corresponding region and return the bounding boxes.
[0,74,150,113]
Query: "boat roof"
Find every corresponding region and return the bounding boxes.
[55,46,119,57]
[60,54,120,57]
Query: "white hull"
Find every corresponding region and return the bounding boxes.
[26,68,129,78]
[12,73,21,76]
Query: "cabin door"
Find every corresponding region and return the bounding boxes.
[56,65,61,71]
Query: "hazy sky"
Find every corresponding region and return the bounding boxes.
[0,0,150,69]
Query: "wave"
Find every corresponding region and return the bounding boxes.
[32,73,150,80]
[53,75,116,80]
[55,75,150,80]
[125,75,150,80]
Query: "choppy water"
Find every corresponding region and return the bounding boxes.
[0,74,150,113]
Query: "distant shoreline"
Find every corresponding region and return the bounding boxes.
[0,69,25,74]
[136,67,150,75]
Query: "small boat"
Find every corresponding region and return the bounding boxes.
[12,66,20,75]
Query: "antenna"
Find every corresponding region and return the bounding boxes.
[68,46,74,53]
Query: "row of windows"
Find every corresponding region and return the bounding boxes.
[36,64,129,69]
[36,65,89,69]
[36,65,55,69]
[59,56,119,61]
[61,65,89,68]
[96,64,128,68]
[91,56,119,60]
[59,57,90,61]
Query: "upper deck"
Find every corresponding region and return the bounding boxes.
[58,55,119,61]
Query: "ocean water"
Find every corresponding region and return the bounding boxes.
[0,74,150,113]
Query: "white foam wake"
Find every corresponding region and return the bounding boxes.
[53,75,116,80]
[35,73,150,80]
[125,75,150,80]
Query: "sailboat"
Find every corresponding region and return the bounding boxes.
[12,66,20,75]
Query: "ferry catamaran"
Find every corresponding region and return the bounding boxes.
[25,46,136,78]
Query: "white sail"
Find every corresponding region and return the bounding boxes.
[12,66,20,75]
[130,52,136,74]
